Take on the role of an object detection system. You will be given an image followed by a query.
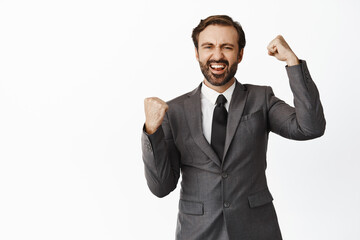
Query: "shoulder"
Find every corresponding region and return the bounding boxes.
[167,92,191,105]
[163,84,201,119]
[243,83,271,96]
[241,84,275,104]
[243,83,269,91]
[166,84,200,106]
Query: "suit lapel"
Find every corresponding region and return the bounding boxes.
[184,84,221,167]
[223,81,248,161]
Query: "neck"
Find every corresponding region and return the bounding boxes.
[204,78,235,93]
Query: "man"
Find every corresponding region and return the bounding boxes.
[141,15,325,240]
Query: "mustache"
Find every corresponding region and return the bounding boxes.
[207,59,229,66]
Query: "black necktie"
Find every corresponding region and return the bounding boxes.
[211,94,228,160]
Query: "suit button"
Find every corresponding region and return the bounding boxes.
[222,172,228,179]
[224,202,230,208]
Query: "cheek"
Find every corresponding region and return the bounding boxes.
[226,53,240,64]
[198,56,209,65]
[198,51,211,61]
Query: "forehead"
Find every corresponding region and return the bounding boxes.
[198,24,238,45]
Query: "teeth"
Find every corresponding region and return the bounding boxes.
[211,64,225,69]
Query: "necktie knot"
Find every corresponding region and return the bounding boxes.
[216,94,227,107]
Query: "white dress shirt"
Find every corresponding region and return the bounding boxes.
[200,80,236,144]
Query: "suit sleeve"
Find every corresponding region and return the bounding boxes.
[141,112,181,197]
[267,60,326,140]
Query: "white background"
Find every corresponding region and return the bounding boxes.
[0,0,359,239]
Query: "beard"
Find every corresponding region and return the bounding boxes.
[199,59,238,86]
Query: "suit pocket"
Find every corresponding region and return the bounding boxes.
[179,199,204,216]
[248,188,273,208]
[240,109,263,122]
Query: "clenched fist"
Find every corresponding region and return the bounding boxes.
[144,97,169,134]
[267,35,299,66]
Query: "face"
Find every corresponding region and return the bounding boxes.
[195,25,243,86]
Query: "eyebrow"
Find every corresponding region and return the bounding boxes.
[200,42,235,47]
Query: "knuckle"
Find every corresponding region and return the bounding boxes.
[145,97,154,103]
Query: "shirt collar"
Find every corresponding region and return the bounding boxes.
[201,79,236,105]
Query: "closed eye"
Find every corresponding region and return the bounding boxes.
[222,44,235,50]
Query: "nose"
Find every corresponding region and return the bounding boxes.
[212,46,224,60]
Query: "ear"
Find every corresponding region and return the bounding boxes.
[195,47,199,61]
[237,48,244,63]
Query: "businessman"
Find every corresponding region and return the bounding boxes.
[141,15,325,240]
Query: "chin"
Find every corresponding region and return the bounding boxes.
[209,77,232,87]
[212,81,226,87]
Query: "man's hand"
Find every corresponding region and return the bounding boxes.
[144,97,169,134]
[267,35,299,66]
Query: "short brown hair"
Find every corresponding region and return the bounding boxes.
[192,15,246,53]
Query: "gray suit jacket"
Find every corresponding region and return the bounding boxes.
[141,60,325,240]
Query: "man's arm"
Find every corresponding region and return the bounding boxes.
[141,98,181,197]
[266,35,326,139]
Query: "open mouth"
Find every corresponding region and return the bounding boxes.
[209,63,227,74]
